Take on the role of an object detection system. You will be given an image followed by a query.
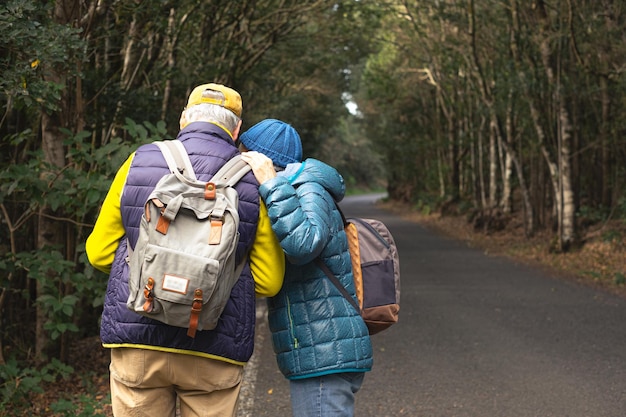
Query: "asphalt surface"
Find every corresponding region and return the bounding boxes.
[238,194,626,417]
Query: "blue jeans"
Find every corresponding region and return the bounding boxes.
[289,372,365,417]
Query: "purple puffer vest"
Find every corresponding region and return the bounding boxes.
[100,122,260,363]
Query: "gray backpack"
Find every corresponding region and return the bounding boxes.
[126,140,251,338]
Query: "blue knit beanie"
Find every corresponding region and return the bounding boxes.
[240,119,303,168]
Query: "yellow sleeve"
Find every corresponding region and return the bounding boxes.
[250,200,285,297]
[85,154,134,274]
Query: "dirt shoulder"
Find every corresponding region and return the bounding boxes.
[379,201,626,299]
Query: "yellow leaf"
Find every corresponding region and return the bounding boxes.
[31,59,40,69]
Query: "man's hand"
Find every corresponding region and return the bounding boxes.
[241,151,277,184]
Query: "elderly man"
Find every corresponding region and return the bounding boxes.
[86,84,285,417]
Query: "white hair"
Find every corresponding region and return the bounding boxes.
[183,102,240,133]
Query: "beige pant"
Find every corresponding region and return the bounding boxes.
[109,348,244,417]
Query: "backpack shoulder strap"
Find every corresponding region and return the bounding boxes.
[171,140,196,180]
[154,140,197,181]
[314,258,361,313]
[314,200,361,312]
[334,201,348,227]
[128,140,193,257]
[211,155,251,186]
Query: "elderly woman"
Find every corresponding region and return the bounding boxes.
[240,119,373,417]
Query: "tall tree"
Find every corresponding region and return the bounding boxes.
[36,0,88,360]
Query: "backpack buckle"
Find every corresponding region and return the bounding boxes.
[187,289,203,338]
[142,277,155,312]
[209,215,224,245]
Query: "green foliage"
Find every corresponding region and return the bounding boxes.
[49,394,111,417]
[601,229,624,244]
[319,116,386,189]
[0,0,85,113]
[367,0,626,237]
[616,196,626,221]
[0,118,166,361]
[577,205,609,225]
[241,0,383,183]
[13,249,80,340]
[413,193,451,216]
[414,199,433,216]
[0,353,110,416]
[0,357,72,411]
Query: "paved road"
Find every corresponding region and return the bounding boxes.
[239,194,626,417]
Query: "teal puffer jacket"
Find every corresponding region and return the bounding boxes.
[259,158,373,380]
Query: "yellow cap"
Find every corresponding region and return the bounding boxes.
[186,83,242,117]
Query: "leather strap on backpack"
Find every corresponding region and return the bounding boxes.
[188,288,203,338]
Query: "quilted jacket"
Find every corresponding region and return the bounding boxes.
[99,122,261,364]
[261,158,373,379]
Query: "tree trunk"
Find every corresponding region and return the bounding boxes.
[0,287,6,365]
[434,79,454,200]
[533,0,576,250]
[599,75,611,207]
[501,89,514,214]
[35,0,83,362]
[508,0,539,235]
[448,115,459,200]
[477,116,487,210]
[558,105,575,249]
[500,86,534,235]
[161,7,191,121]
[161,8,176,122]
[488,119,498,209]
[470,133,478,208]
[528,98,560,232]
[38,110,67,361]
[468,0,501,211]
[109,9,149,140]
[499,125,535,237]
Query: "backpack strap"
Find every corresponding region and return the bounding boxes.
[334,201,349,227]
[156,140,251,187]
[171,140,196,180]
[314,258,361,313]
[154,140,197,181]
[314,200,361,313]
[127,140,192,258]
[210,155,252,186]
